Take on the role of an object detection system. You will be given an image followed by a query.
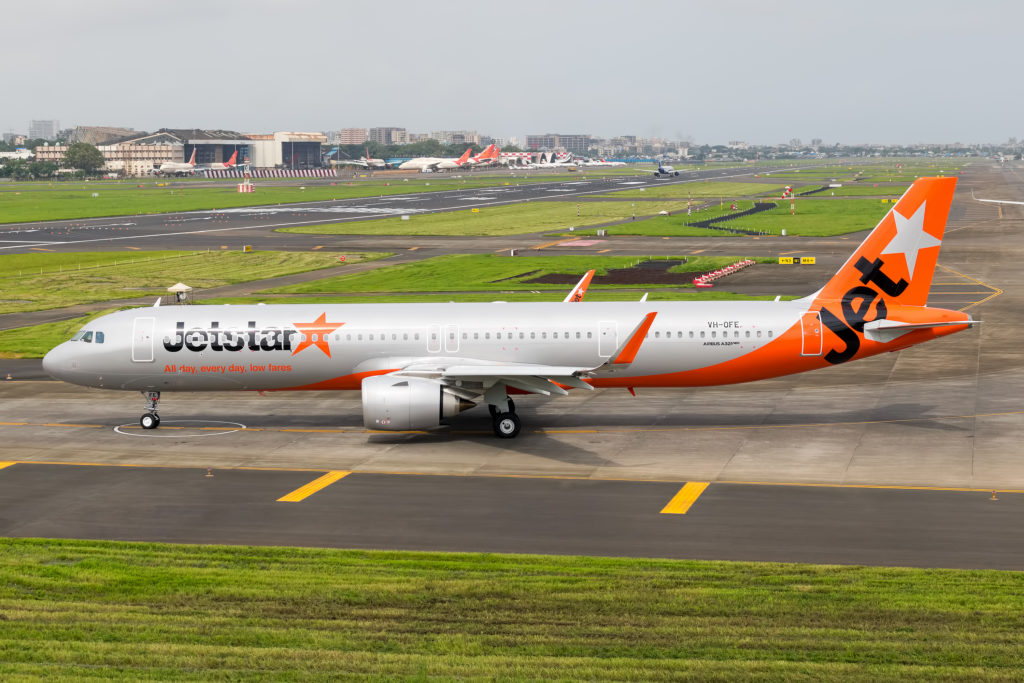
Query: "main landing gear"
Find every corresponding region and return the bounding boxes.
[488,397,520,438]
[140,390,161,429]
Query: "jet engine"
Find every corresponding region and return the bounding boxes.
[361,375,475,430]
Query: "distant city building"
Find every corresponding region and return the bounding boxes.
[339,128,368,145]
[430,130,480,145]
[368,127,406,145]
[29,120,59,140]
[247,131,326,169]
[405,132,429,143]
[525,133,590,154]
[3,133,26,145]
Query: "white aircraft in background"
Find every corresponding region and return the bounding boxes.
[463,144,499,167]
[42,177,974,439]
[334,148,391,169]
[154,148,196,176]
[582,158,626,167]
[398,148,473,171]
[194,151,238,174]
[635,162,683,177]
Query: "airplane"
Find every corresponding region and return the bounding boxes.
[42,177,975,439]
[464,144,499,167]
[333,148,391,169]
[398,147,473,171]
[193,150,238,174]
[154,148,196,176]
[582,158,626,167]
[635,162,682,177]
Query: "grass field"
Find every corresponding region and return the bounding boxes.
[0,250,385,314]
[0,538,1021,680]
[717,198,892,236]
[268,253,765,295]
[595,181,787,199]
[276,201,696,236]
[0,174,638,224]
[805,183,911,196]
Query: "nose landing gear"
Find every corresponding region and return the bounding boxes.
[140,391,161,429]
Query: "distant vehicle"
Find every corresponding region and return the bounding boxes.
[154,148,197,176]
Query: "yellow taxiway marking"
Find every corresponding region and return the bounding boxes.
[689,249,706,254]
[935,263,1003,312]
[3,460,1024,495]
[532,237,579,250]
[311,245,323,250]
[597,248,611,253]
[30,247,54,252]
[0,462,16,470]
[998,205,1003,219]
[409,246,420,251]
[660,482,709,514]
[277,470,350,502]
[124,246,140,250]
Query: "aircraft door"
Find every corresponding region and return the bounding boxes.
[800,311,822,356]
[427,323,442,353]
[444,324,459,353]
[132,316,155,363]
[598,321,617,357]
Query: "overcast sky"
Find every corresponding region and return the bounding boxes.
[3,0,1019,145]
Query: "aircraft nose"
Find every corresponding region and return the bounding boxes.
[42,343,70,379]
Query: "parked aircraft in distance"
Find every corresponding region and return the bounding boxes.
[464,144,499,167]
[153,148,196,176]
[582,158,626,167]
[398,147,473,171]
[334,148,391,169]
[42,177,974,439]
[193,151,238,174]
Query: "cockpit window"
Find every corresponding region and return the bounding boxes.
[70,331,85,341]
[95,331,105,344]
[82,331,93,343]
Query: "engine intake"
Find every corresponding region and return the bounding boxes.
[362,375,475,430]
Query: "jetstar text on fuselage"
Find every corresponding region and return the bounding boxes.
[163,321,299,353]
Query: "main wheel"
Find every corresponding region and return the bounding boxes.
[492,412,521,438]
[140,413,158,430]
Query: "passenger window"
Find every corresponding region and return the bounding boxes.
[414,333,420,340]
[346,334,352,341]
[474,332,479,340]
[531,332,535,339]
[519,332,524,339]
[575,332,580,339]
[700,331,705,338]
[734,331,739,338]
[689,331,694,338]
[768,330,774,338]
[404,333,408,341]
[711,331,716,338]
[587,332,592,339]
[393,333,397,341]
[542,332,547,339]
[485,332,490,340]
[756,331,762,338]
[655,331,660,338]
[553,332,558,339]
[462,333,467,340]
[358,334,363,341]
[745,331,750,338]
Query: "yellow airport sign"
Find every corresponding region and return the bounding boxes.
[800,256,816,265]
[779,257,795,264]
[471,208,480,213]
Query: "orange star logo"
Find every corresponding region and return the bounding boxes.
[291,313,344,358]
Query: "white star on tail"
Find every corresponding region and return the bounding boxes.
[881,200,941,278]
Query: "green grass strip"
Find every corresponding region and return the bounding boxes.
[0,538,1021,680]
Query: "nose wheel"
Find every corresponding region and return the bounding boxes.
[140,391,161,429]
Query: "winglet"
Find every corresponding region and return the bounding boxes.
[609,312,657,365]
[563,269,595,302]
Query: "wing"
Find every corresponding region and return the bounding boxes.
[389,312,658,398]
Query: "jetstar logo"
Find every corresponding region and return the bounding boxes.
[161,314,344,357]
[291,313,344,358]
[820,256,906,365]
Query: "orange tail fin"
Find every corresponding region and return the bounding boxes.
[225,151,238,166]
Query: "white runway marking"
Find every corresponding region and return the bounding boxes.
[113,420,246,438]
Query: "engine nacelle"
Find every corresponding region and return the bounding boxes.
[361,375,475,430]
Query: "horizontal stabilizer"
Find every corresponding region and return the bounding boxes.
[863,317,976,342]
